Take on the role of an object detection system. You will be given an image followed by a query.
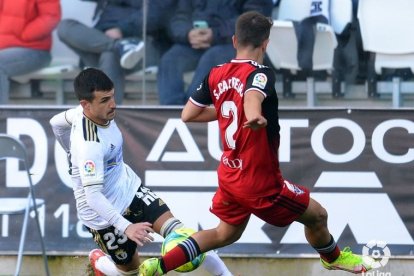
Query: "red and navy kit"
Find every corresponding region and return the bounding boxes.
[190,59,282,197]
[190,59,310,226]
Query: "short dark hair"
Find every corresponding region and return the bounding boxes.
[235,11,273,48]
[73,68,114,101]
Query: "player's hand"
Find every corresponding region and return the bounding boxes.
[125,222,155,246]
[243,116,267,130]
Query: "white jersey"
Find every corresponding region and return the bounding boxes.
[70,108,141,231]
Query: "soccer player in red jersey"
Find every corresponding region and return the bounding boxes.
[139,11,373,276]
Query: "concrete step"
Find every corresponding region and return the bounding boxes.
[0,255,412,276]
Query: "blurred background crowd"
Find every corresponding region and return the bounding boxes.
[1,0,413,107]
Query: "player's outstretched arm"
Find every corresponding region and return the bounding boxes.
[243,90,267,130]
[182,101,217,122]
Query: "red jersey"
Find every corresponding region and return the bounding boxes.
[190,59,284,198]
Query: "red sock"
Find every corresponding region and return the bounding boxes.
[319,245,341,263]
[160,237,201,272]
[314,235,341,263]
[161,245,188,272]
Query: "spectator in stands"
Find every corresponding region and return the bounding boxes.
[330,0,362,97]
[271,0,281,19]
[273,0,356,98]
[351,0,370,85]
[0,0,61,105]
[157,0,274,105]
[57,0,176,104]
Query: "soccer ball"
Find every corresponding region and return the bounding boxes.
[161,228,206,273]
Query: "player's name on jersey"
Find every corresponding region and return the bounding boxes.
[213,77,244,100]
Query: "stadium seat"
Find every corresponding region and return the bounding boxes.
[277,0,311,22]
[358,0,414,106]
[267,20,337,106]
[278,0,352,35]
[125,66,159,104]
[330,0,353,34]
[0,134,49,276]
[274,0,354,102]
[11,64,79,105]
[358,0,414,54]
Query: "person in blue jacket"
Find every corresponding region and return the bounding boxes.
[57,0,176,104]
[157,0,274,105]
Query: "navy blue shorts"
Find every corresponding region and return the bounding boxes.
[87,185,170,265]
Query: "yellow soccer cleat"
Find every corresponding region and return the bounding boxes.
[321,247,373,274]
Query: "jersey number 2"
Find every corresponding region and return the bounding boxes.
[221,101,238,149]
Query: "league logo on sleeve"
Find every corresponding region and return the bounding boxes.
[252,73,267,89]
[83,160,96,177]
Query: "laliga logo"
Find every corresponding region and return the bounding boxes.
[362,240,391,269]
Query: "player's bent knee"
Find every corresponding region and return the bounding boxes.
[311,205,328,228]
[310,198,328,220]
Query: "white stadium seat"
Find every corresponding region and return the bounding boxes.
[267,21,299,71]
[330,0,353,34]
[278,0,312,22]
[273,0,351,104]
[358,0,414,54]
[358,0,414,106]
[278,0,352,35]
[267,21,337,71]
[358,0,414,73]
[267,20,337,106]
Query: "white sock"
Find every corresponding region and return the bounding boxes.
[201,250,233,276]
[95,255,121,276]
[160,217,184,237]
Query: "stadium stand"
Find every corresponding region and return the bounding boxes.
[267,20,337,106]
[7,0,414,107]
[268,0,353,106]
[9,0,93,105]
[358,0,414,107]
[10,0,156,105]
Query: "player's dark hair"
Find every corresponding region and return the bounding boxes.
[235,11,273,48]
[73,67,114,101]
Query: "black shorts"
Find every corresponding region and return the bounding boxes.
[87,185,170,265]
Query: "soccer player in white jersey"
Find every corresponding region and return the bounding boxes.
[49,67,233,276]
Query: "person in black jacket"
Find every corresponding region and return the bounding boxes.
[57,0,176,104]
[157,0,274,105]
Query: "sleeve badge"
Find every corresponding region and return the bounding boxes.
[252,73,267,89]
[83,160,96,177]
